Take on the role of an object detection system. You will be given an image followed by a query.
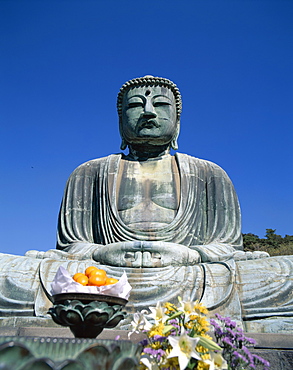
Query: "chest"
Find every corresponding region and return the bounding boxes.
[116,157,180,211]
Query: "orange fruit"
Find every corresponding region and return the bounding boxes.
[73,272,85,281]
[88,274,107,286]
[88,268,107,278]
[105,277,119,285]
[75,274,89,286]
[85,266,99,277]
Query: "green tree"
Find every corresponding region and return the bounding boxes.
[242,233,260,251]
[243,229,293,256]
[265,229,282,248]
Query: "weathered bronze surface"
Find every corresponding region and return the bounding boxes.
[49,294,127,338]
[0,336,141,369]
[0,76,292,333]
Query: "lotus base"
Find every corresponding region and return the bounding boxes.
[48,293,127,338]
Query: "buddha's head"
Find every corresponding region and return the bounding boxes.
[117,76,182,152]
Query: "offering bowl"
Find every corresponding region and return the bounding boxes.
[49,293,127,338]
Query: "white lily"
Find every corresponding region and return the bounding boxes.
[140,354,160,370]
[204,351,228,370]
[148,301,168,324]
[177,299,193,321]
[178,298,194,313]
[178,298,208,319]
[167,328,202,370]
[128,310,152,338]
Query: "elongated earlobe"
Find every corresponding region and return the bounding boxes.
[171,138,178,150]
[170,125,180,150]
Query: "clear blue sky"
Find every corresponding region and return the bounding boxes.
[1,0,292,256]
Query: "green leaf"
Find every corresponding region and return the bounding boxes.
[198,336,222,351]
[167,311,184,321]
[162,325,175,334]
[189,328,194,337]
[187,357,198,369]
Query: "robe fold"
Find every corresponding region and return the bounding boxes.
[57,153,242,250]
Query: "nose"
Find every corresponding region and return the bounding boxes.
[143,99,157,117]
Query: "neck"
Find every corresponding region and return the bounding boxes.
[126,143,171,161]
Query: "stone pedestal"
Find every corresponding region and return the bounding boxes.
[0,327,292,369]
[0,329,143,369]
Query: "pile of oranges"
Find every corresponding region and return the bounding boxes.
[73,266,119,287]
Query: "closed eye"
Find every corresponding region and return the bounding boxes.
[127,102,143,108]
[153,102,171,107]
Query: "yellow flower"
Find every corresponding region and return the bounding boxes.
[150,341,162,350]
[186,315,210,336]
[164,356,180,369]
[195,345,211,366]
[196,361,210,370]
[164,301,177,314]
[199,351,210,359]
[201,333,213,340]
[193,302,209,315]
[148,322,165,337]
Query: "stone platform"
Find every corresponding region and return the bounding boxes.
[0,326,146,343]
[0,327,292,369]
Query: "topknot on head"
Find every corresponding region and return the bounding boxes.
[117,76,182,119]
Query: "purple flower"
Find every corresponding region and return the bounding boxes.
[235,326,244,333]
[222,337,236,348]
[222,317,236,328]
[253,354,270,367]
[224,317,232,325]
[210,319,224,339]
[169,319,179,325]
[153,334,166,342]
[245,336,257,346]
[210,319,221,330]
[215,313,225,321]
[233,351,249,363]
[156,348,165,361]
[211,313,269,369]
[144,347,158,356]
[235,332,245,342]
[140,338,149,346]
[226,327,236,338]
[229,320,237,328]
[144,347,166,361]
[242,346,254,363]
[169,319,180,330]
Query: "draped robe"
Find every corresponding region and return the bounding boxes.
[0,153,293,332]
[57,153,242,250]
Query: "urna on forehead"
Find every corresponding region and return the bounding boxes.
[124,85,174,97]
[117,75,182,118]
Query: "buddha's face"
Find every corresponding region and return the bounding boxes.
[121,85,177,147]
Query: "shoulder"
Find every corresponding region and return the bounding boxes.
[69,154,121,177]
[176,152,229,176]
[176,153,236,191]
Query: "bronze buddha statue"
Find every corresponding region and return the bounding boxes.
[0,76,292,333]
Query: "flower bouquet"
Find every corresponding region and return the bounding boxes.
[130,298,270,370]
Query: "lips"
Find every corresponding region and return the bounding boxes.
[138,119,159,129]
